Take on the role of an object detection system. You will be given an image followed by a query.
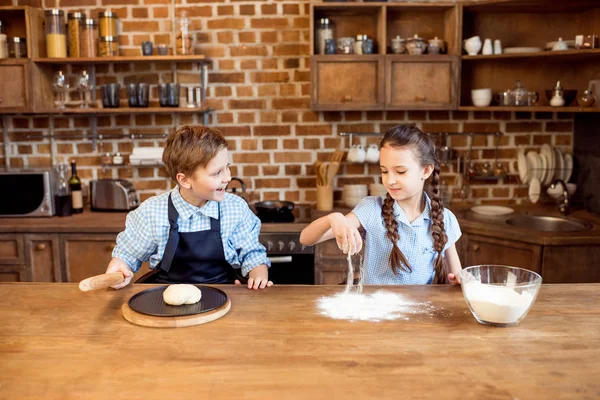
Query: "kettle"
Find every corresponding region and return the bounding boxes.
[227,177,247,203]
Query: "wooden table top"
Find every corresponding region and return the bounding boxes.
[1,283,599,399]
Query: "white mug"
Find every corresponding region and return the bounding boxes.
[365,144,380,164]
[354,145,366,164]
[346,145,358,163]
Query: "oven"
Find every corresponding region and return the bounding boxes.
[259,232,314,285]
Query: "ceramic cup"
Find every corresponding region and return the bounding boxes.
[464,36,482,56]
[365,144,380,164]
[471,88,492,107]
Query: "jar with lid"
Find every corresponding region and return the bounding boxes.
[80,19,98,58]
[354,34,365,55]
[99,36,119,57]
[45,9,67,58]
[508,80,528,106]
[316,18,333,55]
[98,11,118,37]
[8,37,27,58]
[176,11,193,55]
[67,12,84,57]
[0,34,8,59]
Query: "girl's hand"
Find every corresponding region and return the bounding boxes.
[328,213,363,255]
[448,273,461,285]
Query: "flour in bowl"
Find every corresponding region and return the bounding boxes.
[462,281,534,324]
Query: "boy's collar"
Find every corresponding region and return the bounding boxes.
[171,187,219,220]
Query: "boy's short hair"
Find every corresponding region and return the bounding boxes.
[163,125,228,182]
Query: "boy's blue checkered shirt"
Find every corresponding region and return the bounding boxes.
[112,188,270,276]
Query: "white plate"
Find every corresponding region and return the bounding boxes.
[564,153,573,182]
[538,153,548,186]
[470,205,515,216]
[529,177,541,204]
[517,147,530,184]
[554,148,565,182]
[526,151,540,181]
[540,144,555,180]
[504,47,543,54]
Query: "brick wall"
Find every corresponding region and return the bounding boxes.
[0,0,574,207]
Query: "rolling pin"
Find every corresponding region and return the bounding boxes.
[79,272,125,292]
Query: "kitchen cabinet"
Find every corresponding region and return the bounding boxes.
[314,239,361,285]
[385,56,457,110]
[0,233,24,265]
[460,233,542,273]
[24,234,61,282]
[0,64,27,109]
[311,55,384,111]
[0,265,26,281]
[542,245,600,283]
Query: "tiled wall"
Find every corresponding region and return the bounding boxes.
[0,0,574,206]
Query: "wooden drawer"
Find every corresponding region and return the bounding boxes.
[0,234,24,265]
[311,55,384,111]
[0,265,26,282]
[385,56,457,109]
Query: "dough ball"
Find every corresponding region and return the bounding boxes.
[163,284,202,306]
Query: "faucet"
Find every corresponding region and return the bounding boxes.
[549,179,570,215]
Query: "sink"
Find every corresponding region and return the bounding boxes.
[505,215,593,232]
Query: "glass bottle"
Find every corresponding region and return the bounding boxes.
[67,12,84,58]
[45,9,67,58]
[69,160,83,214]
[176,11,193,55]
[316,18,333,55]
[54,164,72,217]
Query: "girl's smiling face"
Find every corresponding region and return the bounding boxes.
[379,145,433,203]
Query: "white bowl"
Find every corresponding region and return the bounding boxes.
[472,97,492,107]
[471,88,492,97]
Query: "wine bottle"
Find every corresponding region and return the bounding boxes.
[69,160,83,214]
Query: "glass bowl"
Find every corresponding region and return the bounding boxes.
[460,265,542,327]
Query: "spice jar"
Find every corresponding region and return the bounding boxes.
[80,19,98,58]
[176,12,193,55]
[8,37,27,58]
[98,11,118,37]
[316,18,333,55]
[67,12,84,57]
[99,35,118,57]
[45,9,67,58]
[0,34,7,59]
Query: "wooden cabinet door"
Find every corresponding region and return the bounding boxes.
[385,56,457,109]
[0,234,24,265]
[0,63,27,109]
[62,234,150,282]
[463,234,542,273]
[314,240,360,285]
[24,234,61,282]
[0,265,26,282]
[542,245,600,283]
[311,55,384,111]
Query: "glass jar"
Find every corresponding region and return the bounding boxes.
[45,9,67,58]
[99,35,119,57]
[67,12,84,57]
[509,80,528,106]
[0,34,8,59]
[354,34,365,55]
[578,89,596,107]
[80,19,98,58]
[316,18,333,55]
[8,37,27,58]
[176,12,193,55]
[98,11,118,37]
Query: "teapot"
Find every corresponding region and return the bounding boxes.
[508,80,528,106]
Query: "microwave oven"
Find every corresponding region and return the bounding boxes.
[0,169,55,217]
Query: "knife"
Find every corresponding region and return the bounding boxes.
[79,272,125,292]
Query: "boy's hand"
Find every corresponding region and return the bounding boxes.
[235,264,273,290]
[106,257,134,289]
[448,273,461,285]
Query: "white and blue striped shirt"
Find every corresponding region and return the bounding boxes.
[113,188,270,276]
[352,193,461,285]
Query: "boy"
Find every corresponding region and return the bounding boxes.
[106,125,272,290]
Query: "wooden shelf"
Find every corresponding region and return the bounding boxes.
[463,0,598,13]
[0,107,214,115]
[462,49,600,60]
[32,55,210,64]
[459,106,600,113]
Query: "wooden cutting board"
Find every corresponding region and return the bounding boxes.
[121,298,231,328]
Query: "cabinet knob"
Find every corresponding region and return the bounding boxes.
[415,95,427,102]
[472,244,480,253]
[342,95,353,103]
[36,243,46,251]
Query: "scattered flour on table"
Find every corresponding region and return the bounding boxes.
[317,290,436,322]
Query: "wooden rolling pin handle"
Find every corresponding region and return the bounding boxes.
[79,272,125,292]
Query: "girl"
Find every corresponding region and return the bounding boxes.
[300,125,462,285]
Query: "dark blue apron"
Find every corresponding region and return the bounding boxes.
[155,193,237,284]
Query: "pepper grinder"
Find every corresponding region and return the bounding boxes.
[550,80,565,107]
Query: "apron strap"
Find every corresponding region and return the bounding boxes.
[159,193,180,273]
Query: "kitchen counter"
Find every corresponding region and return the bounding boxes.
[1,283,598,399]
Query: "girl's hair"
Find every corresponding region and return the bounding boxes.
[380,125,449,284]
